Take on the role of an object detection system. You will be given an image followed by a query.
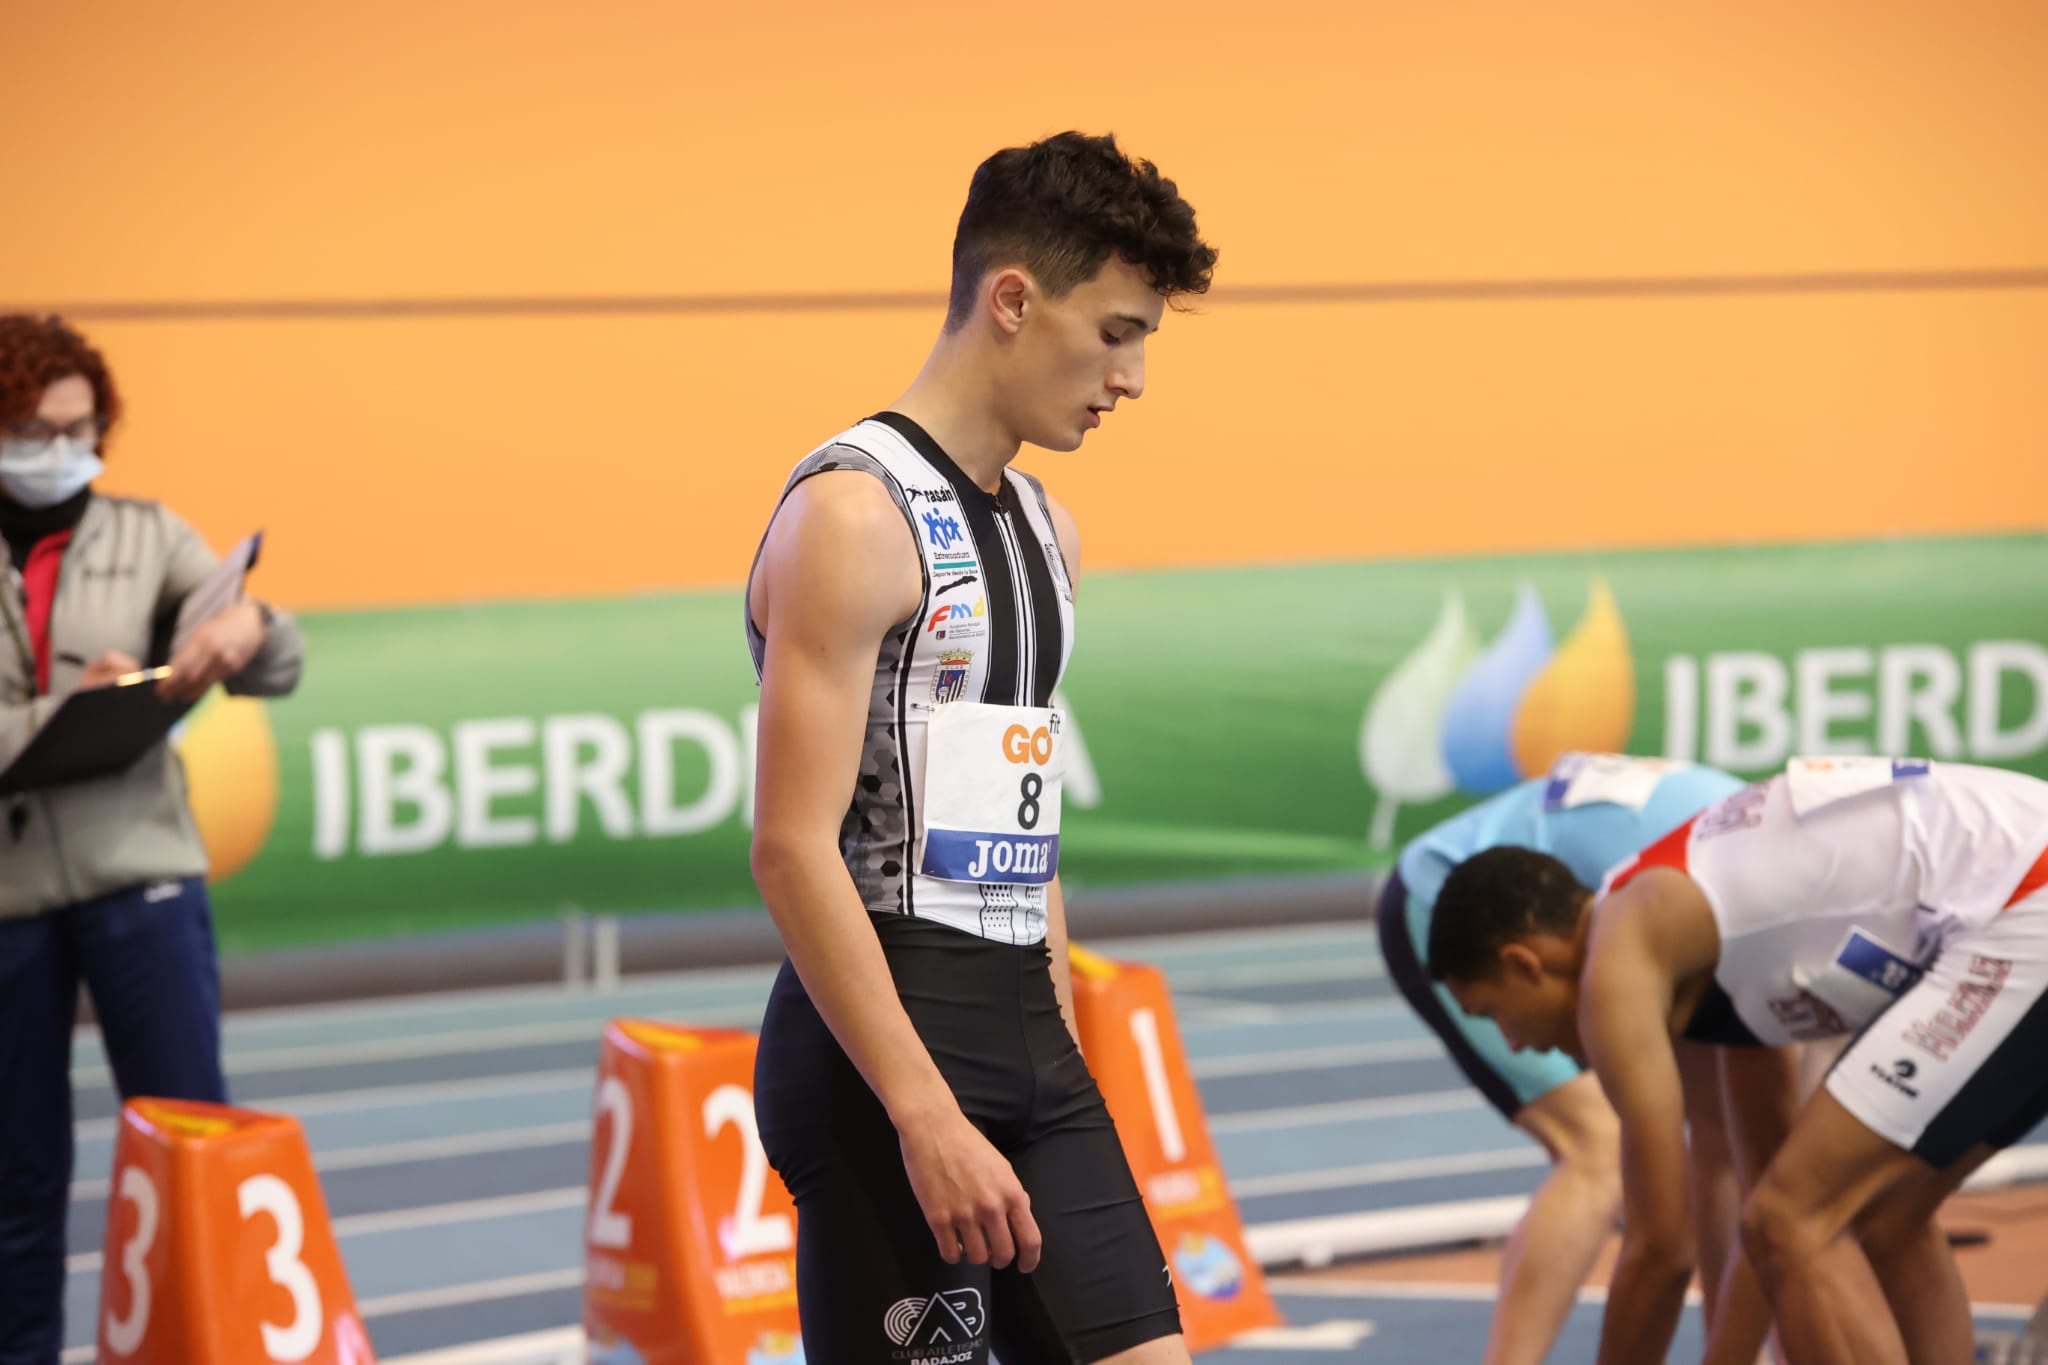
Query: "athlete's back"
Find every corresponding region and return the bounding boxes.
[1608,759,2048,1046]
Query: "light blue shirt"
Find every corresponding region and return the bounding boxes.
[1399,763,1746,915]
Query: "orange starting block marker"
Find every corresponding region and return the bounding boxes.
[97,1098,376,1364]
[1068,945,1282,1351]
[584,1021,805,1365]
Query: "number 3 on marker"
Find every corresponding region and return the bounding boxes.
[103,1167,159,1356]
[240,1174,325,1362]
[102,1167,324,1362]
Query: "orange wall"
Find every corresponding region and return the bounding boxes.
[10,0,2046,609]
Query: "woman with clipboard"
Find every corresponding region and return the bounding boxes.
[0,314,307,1361]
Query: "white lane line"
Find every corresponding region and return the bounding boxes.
[68,1090,1491,1273]
[72,1122,591,1201]
[74,1004,767,1088]
[76,1068,595,1142]
[73,953,1372,1084]
[357,1267,587,1318]
[1210,1089,1483,1134]
[1190,1039,1442,1078]
[69,1187,587,1276]
[1171,996,1285,1022]
[240,962,779,1030]
[1262,1277,2039,1320]
[1169,956,1380,988]
[67,1025,1462,1179]
[72,1040,1443,1196]
[69,1040,1439,1198]
[383,1327,584,1365]
[1090,921,1369,957]
[1180,999,1412,1029]
[1231,1147,1547,1198]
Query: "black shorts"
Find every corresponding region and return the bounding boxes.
[754,915,1182,1364]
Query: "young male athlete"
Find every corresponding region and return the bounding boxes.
[1428,757,2048,1365]
[744,132,1216,1363]
[1377,752,1757,1365]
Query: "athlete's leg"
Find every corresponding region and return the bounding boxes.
[756,960,1001,1364]
[1849,1146,1989,1365]
[1746,876,2048,1365]
[991,1111,1188,1365]
[996,942,1184,1364]
[1376,871,1610,1365]
[1094,1337,1193,1364]
[1738,1089,1935,1365]
[1679,1041,1740,1337]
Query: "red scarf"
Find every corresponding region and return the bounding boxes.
[21,530,74,694]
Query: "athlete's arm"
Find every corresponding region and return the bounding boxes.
[750,471,1042,1273]
[1701,1045,1804,1365]
[1042,489,1083,1045]
[1046,877,1081,1045]
[1580,873,1702,1365]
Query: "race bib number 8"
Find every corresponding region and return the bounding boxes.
[919,703,1064,884]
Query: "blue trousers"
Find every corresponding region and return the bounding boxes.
[0,878,228,1365]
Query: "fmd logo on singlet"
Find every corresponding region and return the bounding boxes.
[884,1289,985,1364]
[926,598,986,641]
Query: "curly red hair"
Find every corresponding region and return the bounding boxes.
[0,314,122,437]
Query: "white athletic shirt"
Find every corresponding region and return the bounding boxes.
[745,413,1077,944]
[1602,759,2048,1045]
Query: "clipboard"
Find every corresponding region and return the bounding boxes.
[0,667,197,796]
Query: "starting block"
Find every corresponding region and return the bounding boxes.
[1068,945,1283,1351]
[584,1021,805,1365]
[97,1098,375,1364]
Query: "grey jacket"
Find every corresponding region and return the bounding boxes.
[0,495,305,919]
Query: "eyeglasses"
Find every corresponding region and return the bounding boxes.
[4,415,105,444]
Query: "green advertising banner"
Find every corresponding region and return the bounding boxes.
[186,534,2048,951]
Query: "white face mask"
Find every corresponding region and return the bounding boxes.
[0,436,104,509]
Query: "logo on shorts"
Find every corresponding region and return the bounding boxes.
[1871,1057,1921,1099]
[932,652,972,706]
[884,1289,985,1361]
[1902,954,2012,1061]
[923,510,966,552]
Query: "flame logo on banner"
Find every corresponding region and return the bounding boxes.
[171,694,280,881]
[1361,579,1635,847]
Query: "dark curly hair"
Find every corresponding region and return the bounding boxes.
[1427,847,1592,983]
[0,315,121,439]
[945,131,1218,330]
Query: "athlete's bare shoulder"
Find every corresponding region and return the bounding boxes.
[1586,869,1721,1031]
[752,470,920,640]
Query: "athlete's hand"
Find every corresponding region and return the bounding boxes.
[899,1109,1042,1273]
